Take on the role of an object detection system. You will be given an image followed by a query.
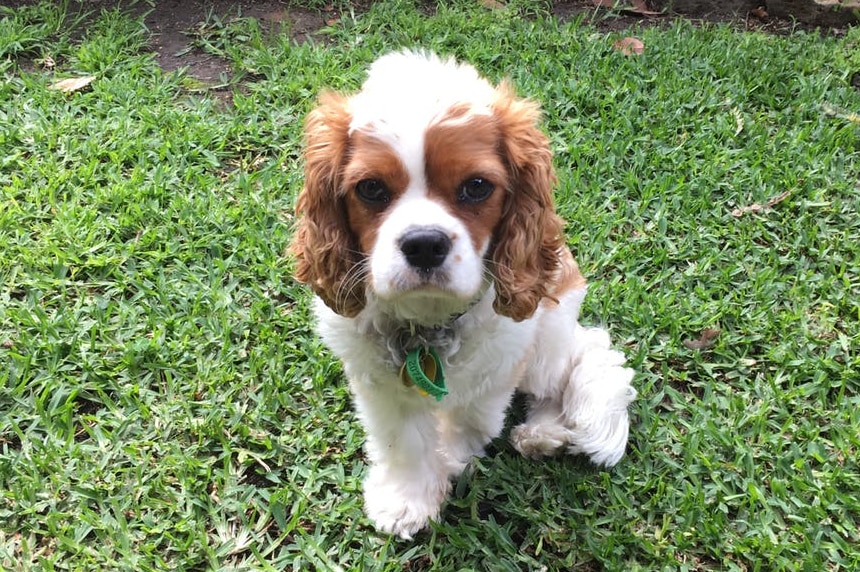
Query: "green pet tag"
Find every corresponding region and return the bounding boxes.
[400,347,448,401]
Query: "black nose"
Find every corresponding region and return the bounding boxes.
[399,228,452,271]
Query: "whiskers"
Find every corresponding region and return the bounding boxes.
[482,258,511,299]
[335,252,370,311]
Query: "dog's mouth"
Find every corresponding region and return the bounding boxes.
[393,267,451,290]
[375,275,487,327]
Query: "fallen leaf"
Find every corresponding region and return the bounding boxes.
[591,0,662,15]
[623,0,663,16]
[480,0,505,8]
[732,203,762,217]
[731,107,744,136]
[750,6,768,19]
[683,328,720,350]
[822,102,860,125]
[38,55,56,70]
[731,190,791,217]
[621,8,663,17]
[765,190,791,208]
[613,37,645,56]
[49,75,96,93]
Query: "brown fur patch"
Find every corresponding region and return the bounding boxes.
[342,131,411,253]
[291,91,368,317]
[547,249,587,304]
[423,111,509,252]
[487,83,567,321]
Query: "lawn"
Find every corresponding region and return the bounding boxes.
[1,1,859,570]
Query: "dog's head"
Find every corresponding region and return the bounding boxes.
[291,51,565,324]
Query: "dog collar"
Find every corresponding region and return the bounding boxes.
[400,347,448,401]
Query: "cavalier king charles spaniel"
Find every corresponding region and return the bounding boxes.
[291,50,637,538]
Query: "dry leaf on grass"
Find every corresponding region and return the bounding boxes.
[749,6,768,19]
[38,55,56,70]
[683,328,721,350]
[623,0,663,16]
[480,0,506,8]
[731,107,744,136]
[731,190,791,217]
[592,0,662,16]
[822,102,860,125]
[613,37,645,55]
[49,76,96,93]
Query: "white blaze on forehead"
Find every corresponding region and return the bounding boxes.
[348,51,498,149]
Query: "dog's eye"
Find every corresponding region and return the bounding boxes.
[355,179,390,205]
[457,177,494,204]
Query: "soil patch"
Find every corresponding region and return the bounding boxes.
[3,1,853,83]
[140,1,331,82]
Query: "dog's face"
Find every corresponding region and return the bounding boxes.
[292,51,565,323]
[345,105,509,320]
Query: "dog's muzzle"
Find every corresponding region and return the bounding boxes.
[398,227,451,274]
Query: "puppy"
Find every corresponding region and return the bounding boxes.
[290,50,636,539]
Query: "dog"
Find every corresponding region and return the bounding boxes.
[290,50,637,539]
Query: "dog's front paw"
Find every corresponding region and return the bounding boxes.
[510,422,572,459]
[363,467,450,539]
[564,356,636,468]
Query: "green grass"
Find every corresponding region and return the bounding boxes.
[1,1,859,569]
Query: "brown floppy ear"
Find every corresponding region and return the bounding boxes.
[490,82,566,321]
[290,92,366,317]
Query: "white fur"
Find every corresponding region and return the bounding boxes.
[310,51,637,539]
[315,284,636,538]
[349,51,496,143]
[369,185,488,311]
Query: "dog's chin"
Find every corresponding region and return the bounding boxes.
[374,280,486,326]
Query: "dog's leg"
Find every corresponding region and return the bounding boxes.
[559,325,637,467]
[511,288,584,458]
[437,386,516,475]
[350,381,450,539]
[511,289,636,467]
